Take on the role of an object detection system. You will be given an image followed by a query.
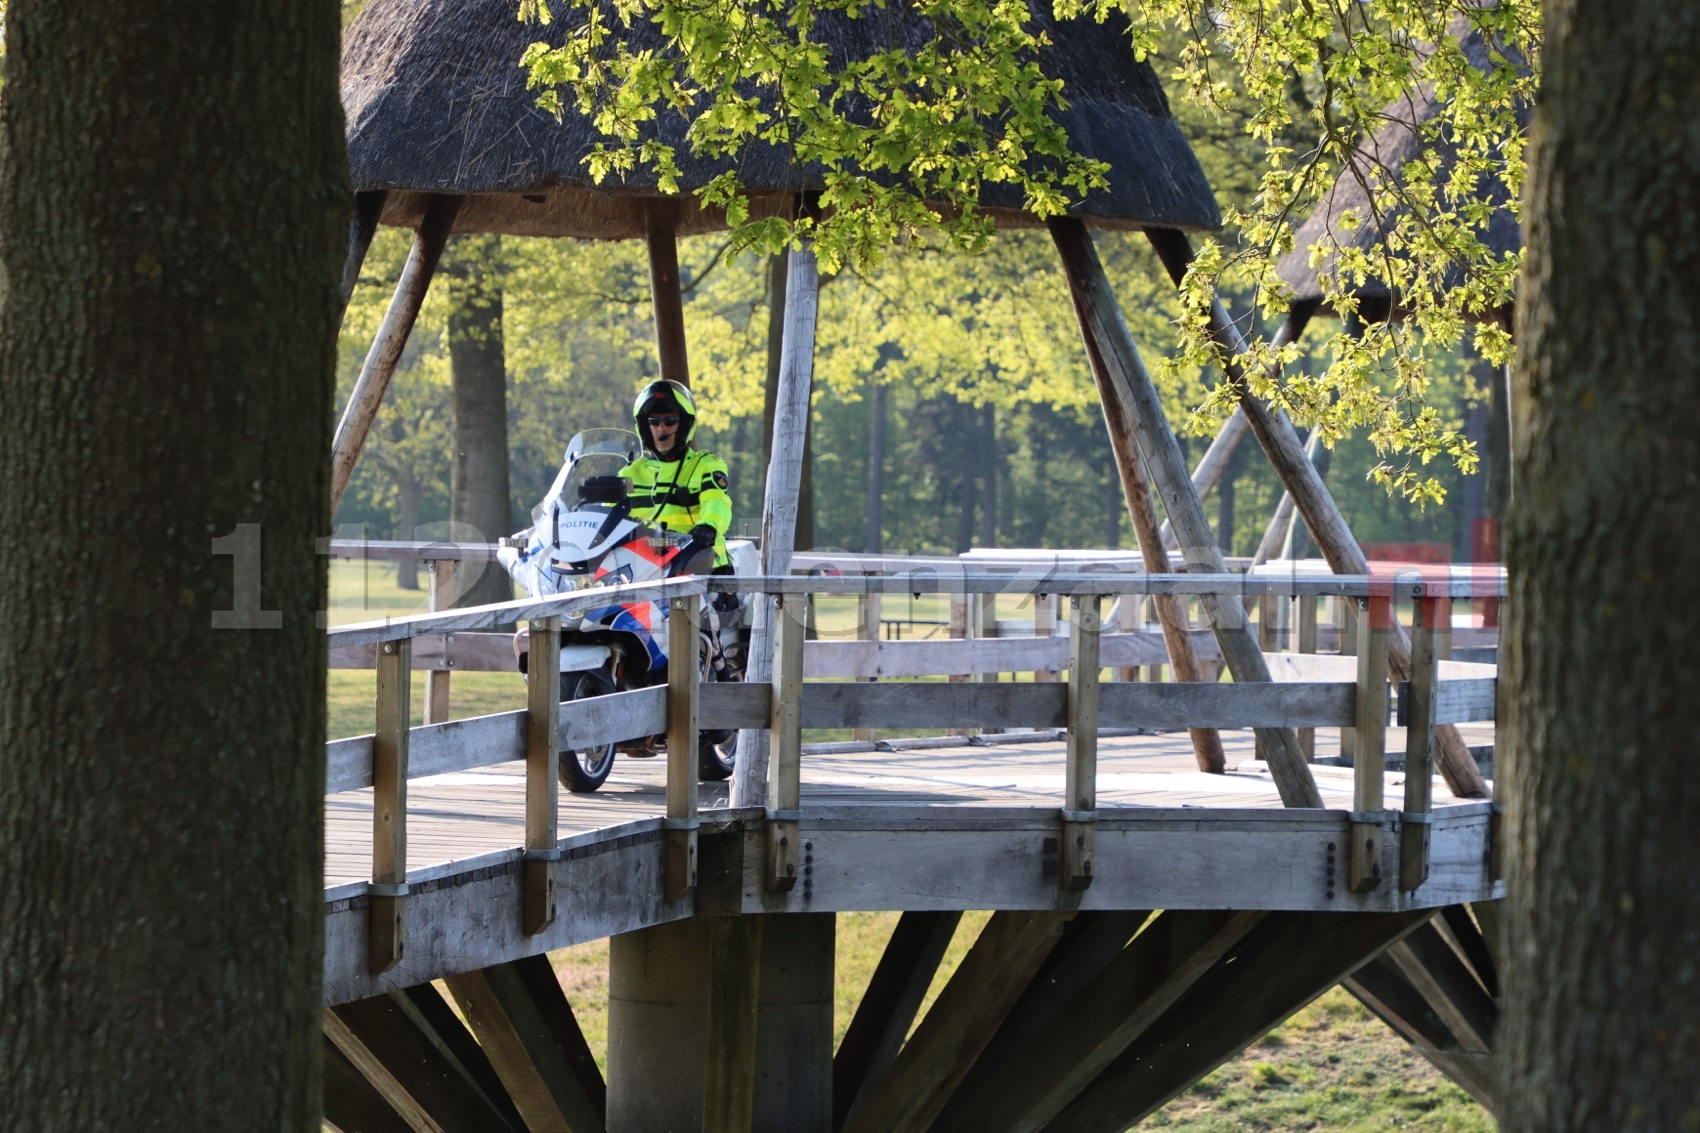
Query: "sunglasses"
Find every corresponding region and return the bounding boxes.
[646,415,682,427]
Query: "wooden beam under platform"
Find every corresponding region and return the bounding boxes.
[444,955,608,1133]
[1041,907,1437,1133]
[841,912,1072,1133]
[832,911,963,1130]
[325,985,527,1133]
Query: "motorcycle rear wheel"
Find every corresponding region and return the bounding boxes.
[559,669,618,792]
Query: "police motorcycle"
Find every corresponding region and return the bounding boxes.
[499,429,755,792]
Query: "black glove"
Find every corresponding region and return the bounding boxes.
[669,524,718,576]
[685,524,718,554]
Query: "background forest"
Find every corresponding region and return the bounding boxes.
[333,54,1500,581]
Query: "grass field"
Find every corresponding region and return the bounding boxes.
[542,911,1492,1131]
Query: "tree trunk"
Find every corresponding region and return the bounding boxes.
[1500,0,1700,1127]
[956,400,978,553]
[396,477,422,591]
[980,403,998,549]
[446,234,512,607]
[867,381,886,554]
[0,1,344,1128]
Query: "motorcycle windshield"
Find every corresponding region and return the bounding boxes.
[531,429,644,529]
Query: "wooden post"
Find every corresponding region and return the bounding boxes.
[1034,592,1059,683]
[645,198,690,387]
[1350,595,1391,893]
[765,594,805,891]
[370,638,410,973]
[1298,594,1318,760]
[1143,227,1489,801]
[975,593,998,735]
[853,584,881,741]
[665,594,701,900]
[331,194,462,515]
[1435,597,1453,661]
[1062,595,1101,892]
[946,593,971,737]
[1401,592,1440,891]
[424,560,456,725]
[524,616,560,934]
[1340,598,1359,761]
[340,189,389,313]
[731,241,819,809]
[1050,217,1317,805]
[1257,594,1277,652]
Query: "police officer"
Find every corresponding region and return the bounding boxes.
[621,379,732,572]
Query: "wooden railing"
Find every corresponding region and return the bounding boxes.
[324,568,1505,973]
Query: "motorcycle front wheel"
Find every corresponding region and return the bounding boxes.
[559,669,618,792]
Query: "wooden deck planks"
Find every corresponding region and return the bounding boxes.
[325,726,1493,889]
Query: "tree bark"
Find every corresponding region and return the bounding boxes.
[0,1,345,1129]
[1500,0,1700,1127]
[446,234,513,607]
[980,403,999,549]
[867,381,886,554]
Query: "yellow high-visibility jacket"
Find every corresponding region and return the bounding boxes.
[619,447,733,566]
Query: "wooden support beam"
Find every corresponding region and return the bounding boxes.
[424,560,457,725]
[1049,218,1317,806]
[1062,595,1100,891]
[765,593,805,891]
[644,198,690,386]
[341,189,390,312]
[665,594,701,900]
[332,194,462,515]
[1351,596,1391,893]
[1344,954,1465,1052]
[327,991,525,1133]
[1339,597,1359,761]
[702,915,765,1132]
[967,912,1150,1068]
[932,909,1264,1133]
[732,239,819,808]
[370,638,410,974]
[525,616,561,933]
[1065,255,1224,774]
[324,1037,414,1133]
[1252,427,1323,566]
[1401,596,1441,891]
[833,911,963,1131]
[1044,909,1435,1133]
[444,956,607,1133]
[1155,303,1317,551]
[1385,921,1497,1055]
[1143,227,1490,801]
[1439,904,1500,998]
[841,912,1072,1133]
[1033,593,1059,682]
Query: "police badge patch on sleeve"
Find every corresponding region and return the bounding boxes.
[711,470,730,490]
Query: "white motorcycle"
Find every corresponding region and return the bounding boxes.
[499,429,755,792]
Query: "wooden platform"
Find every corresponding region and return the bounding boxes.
[322,723,1499,1006]
[325,724,1492,892]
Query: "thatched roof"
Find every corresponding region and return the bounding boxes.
[341,0,1221,239]
[1274,26,1526,316]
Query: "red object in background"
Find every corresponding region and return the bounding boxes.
[1471,519,1501,628]
[1357,543,1453,628]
